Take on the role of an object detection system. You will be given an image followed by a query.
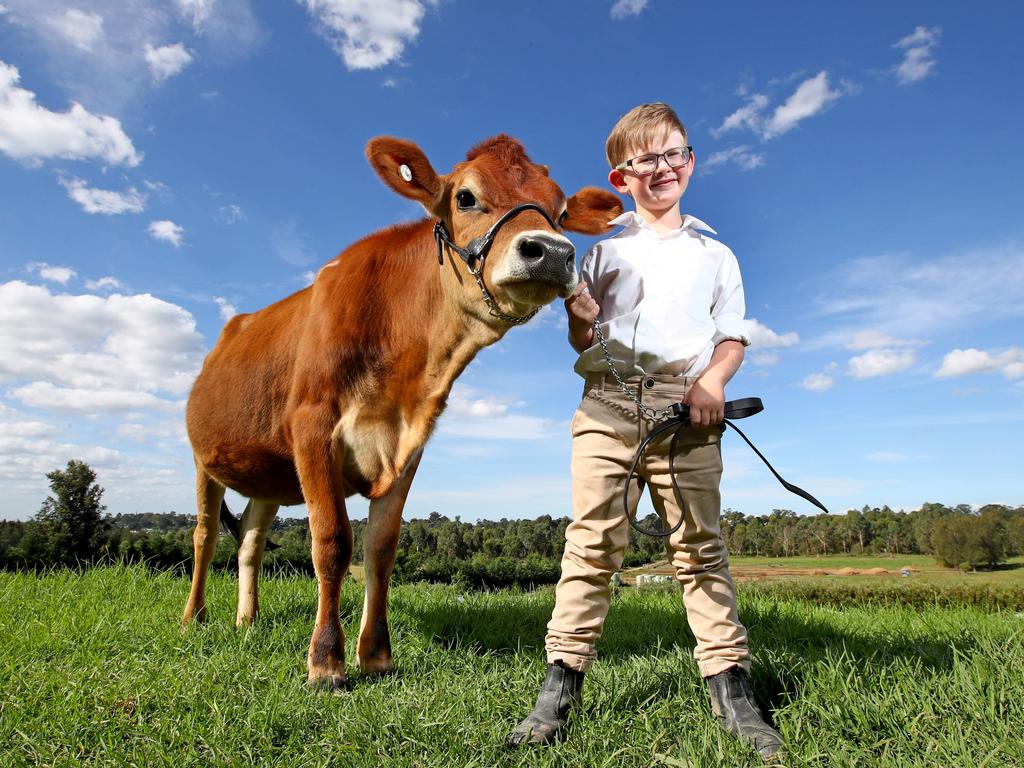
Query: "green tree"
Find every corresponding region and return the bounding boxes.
[932,512,1007,569]
[912,502,950,554]
[35,460,109,566]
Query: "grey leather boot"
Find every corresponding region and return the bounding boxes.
[507,662,584,746]
[706,666,783,759]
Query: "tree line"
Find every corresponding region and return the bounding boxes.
[2,461,1022,586]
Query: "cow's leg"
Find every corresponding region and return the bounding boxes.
[182,462,226,625]
[357,449,422,676]
[236,498,280,626]
[293,407,351,690]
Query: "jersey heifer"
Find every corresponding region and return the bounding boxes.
[181,135,622,689]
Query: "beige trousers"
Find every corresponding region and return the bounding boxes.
[545,372,750,677]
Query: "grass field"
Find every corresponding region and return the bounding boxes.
[2,564,1022,767]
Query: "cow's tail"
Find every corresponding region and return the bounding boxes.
[219,499,280,550]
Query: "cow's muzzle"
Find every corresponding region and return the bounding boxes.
[504,232,576,296]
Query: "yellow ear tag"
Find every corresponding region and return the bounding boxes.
[399,164,413,182]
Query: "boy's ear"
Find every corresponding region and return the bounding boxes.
[366,137,444,213]
[607,168,631,196]
[563,187,624,234]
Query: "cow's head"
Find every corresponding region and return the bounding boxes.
[366,135,623,324]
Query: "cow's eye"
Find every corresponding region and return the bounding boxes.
[456,190,477,210]
[558,210,569,227]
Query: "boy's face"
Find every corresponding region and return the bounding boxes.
[608,128,694,217]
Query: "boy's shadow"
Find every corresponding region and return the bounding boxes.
[395,586,973,713]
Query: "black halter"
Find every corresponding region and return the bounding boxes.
[433,203,562,326]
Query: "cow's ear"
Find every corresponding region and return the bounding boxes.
[366,137,444,212]
[562,187,624,234]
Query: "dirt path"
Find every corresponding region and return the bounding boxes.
[621,560,921,584]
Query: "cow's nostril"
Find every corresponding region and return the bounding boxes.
[518,238,545,261]
[565,254,574,272]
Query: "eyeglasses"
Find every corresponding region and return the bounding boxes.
[615,146,693,176]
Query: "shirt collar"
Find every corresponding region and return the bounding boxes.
[608,211,717,236]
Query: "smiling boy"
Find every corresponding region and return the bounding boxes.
[508,103,783,759]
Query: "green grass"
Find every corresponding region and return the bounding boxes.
[2,565,1023,767]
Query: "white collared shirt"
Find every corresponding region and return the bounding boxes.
[574,211,751,379]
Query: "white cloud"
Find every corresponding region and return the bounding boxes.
[894,26,941,85]
[610,0,648,19]
[218,204,245,223]
[446,385,509,419]
[27,262,76,284]
[299,0,433,70]
[175,0,214,29]
[117,418,186,443]
[437,384,556,441]
[148,220,184,247]
[0,60,142,167]
[0,280,205,417]
[800,372,834,392]
[701,145,765,174]
[527,302,568,332]
[272,219,315,265]
[10,382,180,413]
[2,1,261,113]
[43,8,105,52]
[214,296,237,321]
[0,414,56,439]
[0,433,122,464]
[746,318,799,349]
[713,73,850,142]
[935,347,1024,380]
[144,42,194,81]
[749,352,778,366]
[847,348,916,379]
[815,245,1024,343]
[58,175,146,214]
[846,329,921,351]
[763,71,842,139]
[712,94,768,138]
[84,276,124,291]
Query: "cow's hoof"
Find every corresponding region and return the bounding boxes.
[357,657,397,677]
[180,605,207,628]
[308,673,349,693]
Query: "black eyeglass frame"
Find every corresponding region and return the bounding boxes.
[614,145,694,175]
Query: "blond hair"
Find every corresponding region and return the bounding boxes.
[605,103,688,168]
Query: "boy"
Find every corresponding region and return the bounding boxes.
[508,103,782,759]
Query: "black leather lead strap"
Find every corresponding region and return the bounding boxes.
[626,397,828,538]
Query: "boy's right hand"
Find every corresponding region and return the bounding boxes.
[564,281,600,326]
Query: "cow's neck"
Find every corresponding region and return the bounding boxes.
[368,223,512,494]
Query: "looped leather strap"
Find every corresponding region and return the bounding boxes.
[626,397,829,538]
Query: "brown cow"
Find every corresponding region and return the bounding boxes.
[181,135,622,689]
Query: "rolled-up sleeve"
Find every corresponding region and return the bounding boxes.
[711,248,751,346]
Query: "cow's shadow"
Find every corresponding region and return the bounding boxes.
[394,587,971,713]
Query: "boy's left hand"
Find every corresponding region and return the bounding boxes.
[684,377,725,427]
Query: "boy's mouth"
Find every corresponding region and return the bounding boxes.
[650,177,677,189]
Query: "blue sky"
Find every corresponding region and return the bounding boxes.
[1,1,1022,523]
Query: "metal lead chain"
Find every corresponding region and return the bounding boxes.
[469,267,539,326]
[592,318,675,422]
